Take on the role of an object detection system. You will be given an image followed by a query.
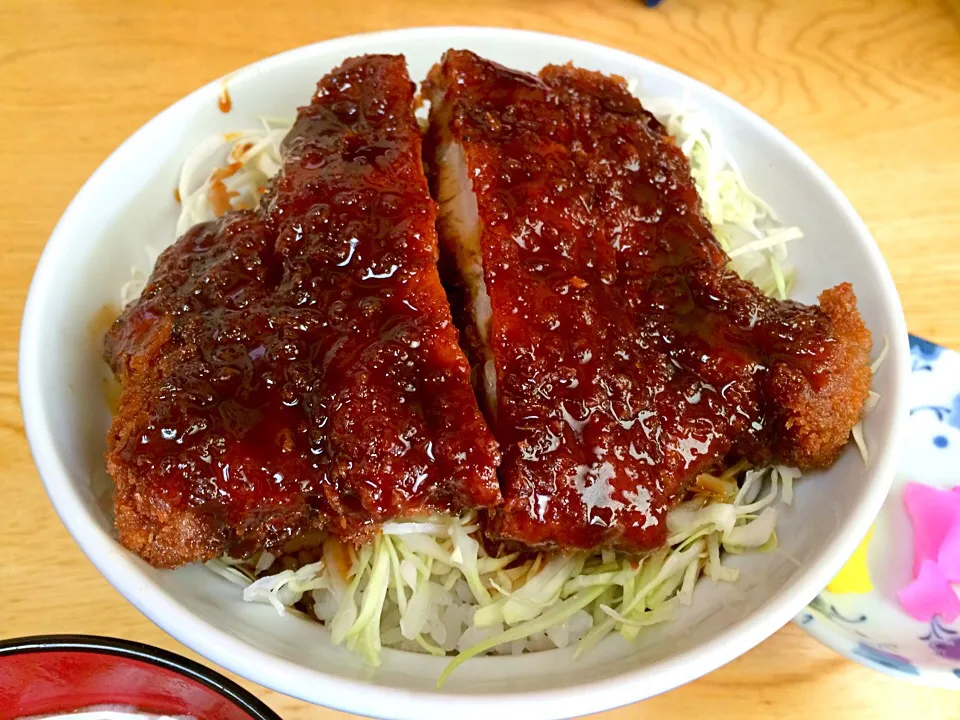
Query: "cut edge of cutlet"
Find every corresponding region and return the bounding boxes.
[423,56,500,421]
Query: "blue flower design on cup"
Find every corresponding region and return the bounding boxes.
[906,335,960,449]
[921,617,960,661]
[910,335,944,372]
[909,402,957,449]
[853,643,920,675]
[808,594,867,625]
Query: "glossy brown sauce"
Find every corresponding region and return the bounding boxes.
[218,84,232,113]
[106,52,869,565]
[208,162,240,215]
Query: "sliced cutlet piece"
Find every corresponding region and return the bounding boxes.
[425,50,728,551]
[105,54,501,569]
[425,50,871,553]
[539,63,872,470]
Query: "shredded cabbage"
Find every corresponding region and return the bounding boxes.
[640,95,802,301]
[176,122,287,237]
[119,121,289,306]
[851,338,889,462]
[210,468,787,682]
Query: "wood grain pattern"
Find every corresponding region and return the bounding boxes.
[2,1,960,717]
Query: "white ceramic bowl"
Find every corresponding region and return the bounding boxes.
[20,27,909,720]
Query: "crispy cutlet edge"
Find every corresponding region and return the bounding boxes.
[768,282,872,469]
[111,468,229,569]
[104,315,228,568]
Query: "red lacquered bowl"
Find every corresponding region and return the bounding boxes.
[0,635,282,720]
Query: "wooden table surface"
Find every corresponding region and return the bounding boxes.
[3,0,960,718]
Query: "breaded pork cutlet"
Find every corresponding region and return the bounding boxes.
[425,50,871,552]
[105,55,501,569]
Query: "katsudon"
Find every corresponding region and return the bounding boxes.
[103,51,873,673]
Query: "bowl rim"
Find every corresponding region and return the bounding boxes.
[0,634,282,719]
[18,25,911,720]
